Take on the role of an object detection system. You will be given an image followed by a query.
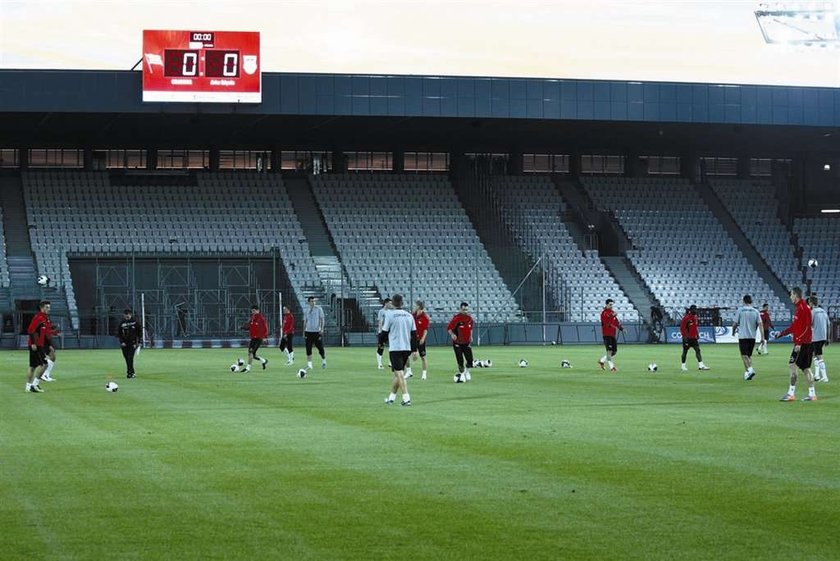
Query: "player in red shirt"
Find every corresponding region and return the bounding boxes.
[680,305,710,371]
[242,304,269,372]
[758,303,773,355]
[447,301,474,383]
[278,306,295,365]
[598,299,623,372]
[777,287,816,401]
[25,300,51,393]
[411,300,430,381]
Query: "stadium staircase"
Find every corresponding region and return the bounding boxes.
[450,173,544,316]
[0,174,71,335]
[283,175,368,330]
[555,176,662,320]
[694,182,792,309]
[601,256,662,326]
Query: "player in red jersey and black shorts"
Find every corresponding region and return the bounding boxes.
[278,305,295,365]
[759,303,773,355]
[598,299,623,372]
[447,302,474,383]
[411,300,430,381]
[777,287,817,402]
[242,304,269,373]
[25,300,50,393]
[680,305,710,371]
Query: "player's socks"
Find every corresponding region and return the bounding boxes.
[385,392,396,404]
[377,354,383,368]
[44,359,55,377]
[421,370,427,380]
[698,362,709,370]
[821,361,828,382]
[307,361,313,370]
[600,355,607,364]
[321,358,327,369]
[25,383,31,392]
[405,368,413,379]
[401,393,411,406]
[607,361,615,370]
[789,384,796,395]
[680,363,688,371]
[244,364,251,372]
[808,386,816,397]
[464,369,471,381]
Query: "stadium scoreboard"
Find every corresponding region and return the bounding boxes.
[142,30,261,103]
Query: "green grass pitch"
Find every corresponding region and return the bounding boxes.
[1,343,838,561]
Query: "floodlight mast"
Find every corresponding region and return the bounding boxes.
[754,2,840,46]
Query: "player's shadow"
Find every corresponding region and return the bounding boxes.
[418,392,507,405]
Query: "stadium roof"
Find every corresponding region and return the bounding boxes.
[1,70,839,155]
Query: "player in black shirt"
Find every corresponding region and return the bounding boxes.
[117,309,143,378]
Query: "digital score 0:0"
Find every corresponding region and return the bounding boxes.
[142,30,261,103]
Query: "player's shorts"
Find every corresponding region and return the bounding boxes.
[248,338,263,355]
[683,338,700,350]
[377,331,389,347]
[813,340,826,355]
[417,342,426,357]
[29,347,47,368]
[738,338,756,357]
[389,350,412,372]
[789,343,814,370]
[603,336,617,354]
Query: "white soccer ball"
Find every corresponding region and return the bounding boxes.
[518,359,528,368]
[561,359,572,368]
[808,258,819,268]
[297,368,307,379]
[106,382,119,392]
[485,359,492,368]
[229,364,240,372]
[647,363,658,372]
[36,275,50,287]
[237,358,245,367]
[453,372,464,383]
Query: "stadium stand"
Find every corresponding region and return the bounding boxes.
[708,179,803,289]
[0,207,10,287]
[486,175,638,322]
[21,170,323,320]
[793,216,839,310]
[581,177,788,321]
[309,173,522,322]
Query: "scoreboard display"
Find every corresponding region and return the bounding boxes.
[142,30,261,103]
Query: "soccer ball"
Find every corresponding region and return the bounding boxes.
[230,359,245,373]
[518,359,528,368]
[105,382,119,392]
[229,364,240,372]
[453,372,465,383]
[473,359,492,368]
[36,275,50,287]
[647,363,658,372]
[808,258,819,268]
[561,359,572,368]
[297,368,307,379]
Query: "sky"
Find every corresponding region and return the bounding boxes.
[1,0,839,86]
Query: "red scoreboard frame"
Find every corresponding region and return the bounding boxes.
[142,30,261,103]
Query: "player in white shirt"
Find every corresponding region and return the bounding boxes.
[376,298,393,369]
[732,294,761,381]
[381,294,417,407]
[809,296,830,382]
